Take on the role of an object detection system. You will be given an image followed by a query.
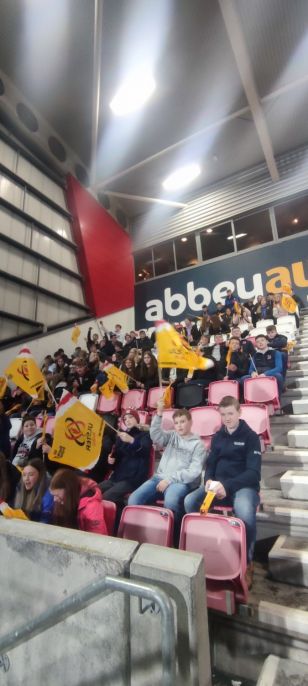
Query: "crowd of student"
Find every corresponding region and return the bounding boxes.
[0,289,301,590]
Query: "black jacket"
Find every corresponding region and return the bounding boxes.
[111,427,152,489]
[205,420,261,495]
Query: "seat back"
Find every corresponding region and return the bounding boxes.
[190,406,222,450]
[175,382,206,409]
[161,409,175,431]
[208,380,239,406]
[256,319,274,328]
[97,392,122,415]
[277,315,296,329]
[121,389,147,412]
[240,403,272,448]
[118,505,174,546]
[45,417,56,436]
[243,376,280,413]
[9,417,22,440]
[79,393,98,412]
[102,500,117,536]
[147,386,173,411]
[179,513,248,612]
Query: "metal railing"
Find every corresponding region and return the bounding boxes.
[0,574,176,686]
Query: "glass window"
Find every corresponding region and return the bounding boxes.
[200,222,234,261]
[153,241,175,276]
[134,248,154,282]
[174,234,198,270]
[275,196,308,239]
[233,209,273,251]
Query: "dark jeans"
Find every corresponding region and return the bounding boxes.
[100,479,132,505]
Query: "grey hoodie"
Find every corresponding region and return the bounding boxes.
[150,414,206,488]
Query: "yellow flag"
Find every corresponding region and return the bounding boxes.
[0,504,29,520]
[103,363,129,393]
[48,391,105,470]
[5,348,46,399]
[200,491,216,514]
[163,385,173,409]
[0,376,7,399]
[99,378,116,399]
[71,325,81,345]
[156,321,214,371]
[281,294,297,314]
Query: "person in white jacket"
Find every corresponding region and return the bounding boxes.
[128,399,206,535]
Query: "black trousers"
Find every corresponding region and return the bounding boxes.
[100,479,132,504]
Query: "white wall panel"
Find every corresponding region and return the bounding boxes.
[0,244,38,284]
[19,288,36,319]
[0,206,31,246]
[0,140,17,172]
[38,263,83,304]
[0,318,19,341]
[17,155,67,209]
[0,174,23,208]
[24,193,71,239]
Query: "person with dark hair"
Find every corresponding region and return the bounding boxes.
[99,409,152,506]
[138,330,152,350]
[241,334,284,395]
[128,399,205,535]
[0,400,11,460]
[12,415,52,468]
[231,327,255,357]
[86,327,100,351]
[135,350,159,390]
[120,357,137,389]
[50,469,107,535]
[208,334,228,379]
[184,396,261,588]
[225,337,249,380]
[0,451,20,504]
[68,359,96,395]
[13,458,53,524]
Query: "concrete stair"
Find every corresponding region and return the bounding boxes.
[257,655,308,686]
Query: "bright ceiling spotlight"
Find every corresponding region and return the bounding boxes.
[227,233,247,240]
[109,68,156,116]
[181,237,188,242]
[206,228,213,233]
[162,163,201,191]
[292,217,299,224]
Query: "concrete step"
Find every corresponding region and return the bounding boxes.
[289,354,308,362]
[270,415,308,425]
[261,488,308,510]
[288,430,308,449]
[261,450,308,489]
[257,655,308,686]
[257,507,308,540]
[286,369,308,378]
[289,360,308,369]
[286,377,308,388]
[283,388,308,398]
[269,535,308,588]
[280,470,308,500]
[292,399,308,414]
[257,600,308,640]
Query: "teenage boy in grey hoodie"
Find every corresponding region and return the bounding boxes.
[128,399,206,533]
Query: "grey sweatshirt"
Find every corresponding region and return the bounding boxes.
[150,414,206,488]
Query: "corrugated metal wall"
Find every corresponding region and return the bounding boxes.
[132,145,308,250]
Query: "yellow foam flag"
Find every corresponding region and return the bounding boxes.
[103,363,129,393]
[156,321,214,371]
[48,391,104,470]
[4,348,46,399]
[233,300,241,314]
[0,504,29,520]
[0,376,7,399]
[281,294,297,314]
[163,384,173,409]
[71,325,81,345]
[99,378,116,399]
[200,491,216,514]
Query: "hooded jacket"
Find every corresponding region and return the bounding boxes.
[205,419,261,495]
[111,427,152,489]
[77,477,107,535]
[150,414,206,488]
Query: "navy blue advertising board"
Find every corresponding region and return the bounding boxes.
[134,235,308,327]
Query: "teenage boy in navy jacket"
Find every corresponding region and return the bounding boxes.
[184,396,261,588]
[240,333,284,395]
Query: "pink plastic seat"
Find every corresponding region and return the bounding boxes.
[190,406,222,450]
[243,376,280,414]
[208,380,239,406]
[179,513,248,614]
[102,500,117,536]
[121,389,147,412]
[118,505,174,546]
[36,416,55,435]
[147,386,174,413]
[97,392,122,415]
[161,409,175,431]
[240,403,272,450]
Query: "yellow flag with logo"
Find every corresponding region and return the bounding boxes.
[4,348,46,399]
[103,363,129,393]
[156,321,214,371]
[71,325,81,345]
[48,391,105,470]
[281,294,297,314]
[0,376,7,399]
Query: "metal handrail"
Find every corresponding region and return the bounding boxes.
[0,574,176,686]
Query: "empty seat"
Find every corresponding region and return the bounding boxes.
[179,513,248,614]
[208,380,239,406]
[276,315,297,329]
[256,319,274,328]
[147,386,174,412]
[9,417,22,441]
[79,393,98,412]
[175,382,206,409]
[102,500,117,536]
[97,392,122,415]
[190,406,222,450]
[243,376,280,414]
[118,505,174,546]
[240,403,272,450]
[121,389,147,412]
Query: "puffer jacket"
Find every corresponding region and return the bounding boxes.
[77,477,107,535]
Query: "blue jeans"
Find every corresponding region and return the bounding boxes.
[184,486,259,563]
[128,476,191,525]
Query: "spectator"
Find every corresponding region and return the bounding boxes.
[120,357,137,389]
[135,350,159,390]
[182,318,200,344]
[0,451,20,504]
[209,334,228,379]
[241,334,284,395]
[266,325,288,378]
[138,330,152,350]
[231,327,255,357]
[122,334,134,358]
[69,359,96,395]
[253,296,273,325]
[220,307,233,333]
[13,458,54,524]
[272,294,288,320]
[86,327,100,351]
[0,401,11,459]
[50,469,107,535]
[99,409,152,507]
[184,396,261,588]
[128,400,206,539]
[12,415,52,468]
[225,337,249,380]
[224,289,239,311]
[114,324,125,344]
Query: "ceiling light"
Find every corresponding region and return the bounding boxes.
[109,69,156,116]
[181,237,188,242]
[227,233,247,240]
[206,228,213,233]
[162,163,201,191]
[292,218,299,224]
